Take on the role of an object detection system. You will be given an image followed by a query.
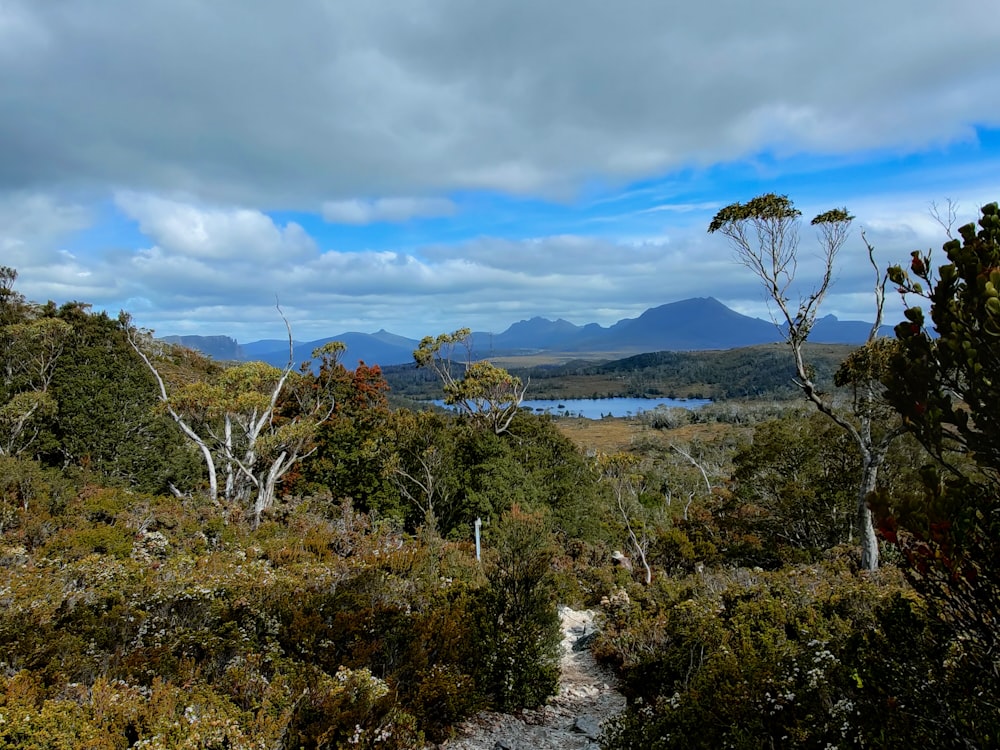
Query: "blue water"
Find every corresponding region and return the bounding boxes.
[433,397,710,420]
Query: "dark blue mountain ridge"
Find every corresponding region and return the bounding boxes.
[369,328,421,348]
[161,334,243,360]
[240,339,299,358]
[249,332,421,370]
[482,316,586,352]
[161,297,890,368]
[575,297,778,351]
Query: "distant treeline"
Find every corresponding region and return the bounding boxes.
[382,342,857,401]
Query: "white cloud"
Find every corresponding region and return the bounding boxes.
[0,3,50,63]
[0,192,95,300]
[0,193,89,251]
[115,193,317,262]
[322,197,457,225]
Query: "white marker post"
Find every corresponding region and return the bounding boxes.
[475,517,482,562]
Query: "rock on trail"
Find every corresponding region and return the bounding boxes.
[439,606,626,750]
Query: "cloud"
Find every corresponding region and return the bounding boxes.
[2,186,974,342]
[0,1,996,205]
[420,234,670,277]
[0,3,50,64]
[0,192,724,338]
[0,192,95,298]
[115,193,317,262]
[0,192,90,253]
[322,197,457,224]
[1,2,997,343]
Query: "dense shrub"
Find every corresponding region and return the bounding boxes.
[475,505,562,711]
[723,413,860,565]
[597,565,916,749]
[0,493,555,746]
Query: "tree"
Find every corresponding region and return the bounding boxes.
[290,360,396,516]
[47,304,196,492]
[728,412,861,564]
[1,276,196,488]
[478,505,561,710]
[878,202,1000,740]
[709,194,903,570]
[385,409,461,535]
[0,266,26,328]
[0,269,72,459]
[386,407,605,541]
[0,318,71,458]
[414,329,527,435]
[123,311,344,524]
[596,451,654,585]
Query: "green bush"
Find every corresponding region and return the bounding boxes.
[475,505,562,711]
[598,565,911,749]
[408,664,479,742]
[42,525,133,560]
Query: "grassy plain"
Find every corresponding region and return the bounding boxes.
[551,415,743,454]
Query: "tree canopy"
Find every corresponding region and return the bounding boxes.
[708,193,897,570]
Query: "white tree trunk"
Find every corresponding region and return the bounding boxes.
[224,416,234,500]
[124,326,219,501]
[253,450,288,527]
[858,459,880,572]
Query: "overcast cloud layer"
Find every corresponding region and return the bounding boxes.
[2,0,1000,343]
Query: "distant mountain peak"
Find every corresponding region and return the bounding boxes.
[503,316,579,331]
[161,334,243,360]
[167,298,883,366]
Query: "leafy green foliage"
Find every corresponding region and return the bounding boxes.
[725,413,861,565]
[596,565,944,750]
[0,275,72,459]
[476,505,562,710]
[877,202,1000,745]
[45,305,199,493]
[386,408,607,541]
[708,192,803,233]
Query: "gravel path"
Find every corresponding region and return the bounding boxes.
[438,606,626,750]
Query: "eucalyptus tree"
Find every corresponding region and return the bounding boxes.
[709,193,904,570]
[414,328,527,435]
[385,409,461,535]
[0,317,72,458]
[596,451,654,585]
[123,311,344,524]
[0,268,72,458]
[0,266,26,327]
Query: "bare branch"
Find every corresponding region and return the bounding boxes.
[671,444,712,495]
[929,199,959,240]
[709,195,902,571]
[121,313,220,501]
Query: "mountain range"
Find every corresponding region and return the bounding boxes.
[163,297,888,368]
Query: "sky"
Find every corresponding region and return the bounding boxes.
[2,0,1000,344]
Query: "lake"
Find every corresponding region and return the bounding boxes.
[433,396,711,420]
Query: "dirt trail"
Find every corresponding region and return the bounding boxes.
[439,606,626,750]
